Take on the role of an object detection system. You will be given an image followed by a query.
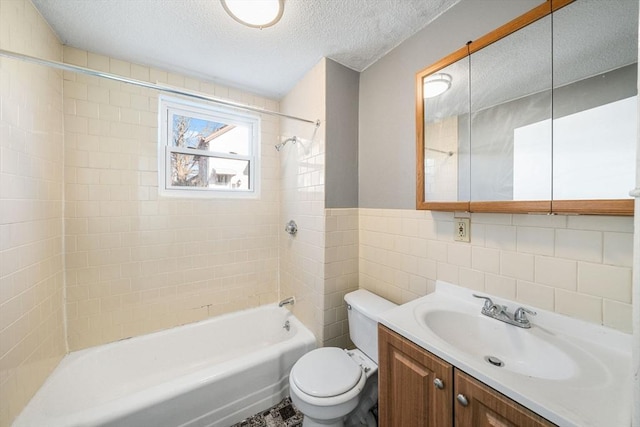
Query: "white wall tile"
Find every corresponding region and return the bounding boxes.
[485,274,516,299]
[434,218,454,242]
[485,224,517,251]
[555,229,602,263]
[567,215,633,233]
[602,299,632,333]
[516,280,554,311]
[577,262,632,303]
[603,232,633,267]
[1,1,66,424]
[459,268,484,291]
[417,258,437,280]
[471,213,512,225]
[359,209,631,333]
[62,50,282,350]
[555,289,602,324]
[437,262,459,285]
[447,243,471,267]
[512,213,567,228]
[280,59,327,345]
[471,246,500,274]
[534,256,576,290]
[500,251,534,281]
[517,226,554,255]
[408,274,428,296]
[427,240,448,262]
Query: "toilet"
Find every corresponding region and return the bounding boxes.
[289,289,396,427]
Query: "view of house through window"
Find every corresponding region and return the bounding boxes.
[159,96,260,197]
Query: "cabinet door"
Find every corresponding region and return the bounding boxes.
[378,325,453,427]
[454,370,556,427]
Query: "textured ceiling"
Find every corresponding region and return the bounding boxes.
[32,0,461,99]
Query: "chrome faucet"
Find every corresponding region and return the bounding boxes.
[278,296,295,307]
[472,294,536,328]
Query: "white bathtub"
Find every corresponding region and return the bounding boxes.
[14,305,316,427]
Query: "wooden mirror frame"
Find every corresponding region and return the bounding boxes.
[416,0,634,216]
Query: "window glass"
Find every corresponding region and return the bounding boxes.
[170,113,251,155]
[159,96,259,197]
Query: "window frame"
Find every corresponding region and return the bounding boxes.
[158,95,261,199]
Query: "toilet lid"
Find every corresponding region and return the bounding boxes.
[291,348,363,398]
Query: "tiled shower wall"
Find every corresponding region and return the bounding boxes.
[62,47,282,350]
[0,0,67,424]
[279,59,327,345]
[359,209,633,333]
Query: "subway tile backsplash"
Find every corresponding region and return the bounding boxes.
[359,209,633,333]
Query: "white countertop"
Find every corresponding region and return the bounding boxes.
[378,281,632,427]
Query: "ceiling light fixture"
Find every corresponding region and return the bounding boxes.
[221,0,284,29]
[423,73,452,98]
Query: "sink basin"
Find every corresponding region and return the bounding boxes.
[416,308,579,380]
[378,280,632,427]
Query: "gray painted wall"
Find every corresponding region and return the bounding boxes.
[326,59,360,208]
[358,0,541,209]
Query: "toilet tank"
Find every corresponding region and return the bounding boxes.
[344,289,397,364]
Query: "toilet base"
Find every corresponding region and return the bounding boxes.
[344,375,378,427]
[302,417,345,427]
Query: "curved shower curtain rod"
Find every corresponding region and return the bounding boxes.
[0,49,321,127]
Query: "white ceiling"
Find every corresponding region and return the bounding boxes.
[32,0,461,99]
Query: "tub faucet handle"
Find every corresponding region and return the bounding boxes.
[285,220,298,235]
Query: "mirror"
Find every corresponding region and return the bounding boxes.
[422,56,470,204]
[417,0,638,215]
[470,14,552,203]
[552,0,637,201]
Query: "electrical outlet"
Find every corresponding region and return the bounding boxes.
[454,217,470,242]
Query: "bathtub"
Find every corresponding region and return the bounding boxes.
[13,304,316,427]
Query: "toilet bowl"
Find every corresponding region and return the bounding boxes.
[288,290,396,427]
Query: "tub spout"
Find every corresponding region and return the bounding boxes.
[278,296,295,307]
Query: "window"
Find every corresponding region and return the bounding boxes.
[158,95,260,198]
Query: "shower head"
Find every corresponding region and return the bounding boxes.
[275,136,298,151]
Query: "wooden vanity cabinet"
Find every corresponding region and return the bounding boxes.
[378,324,453,426]
[454,370,555,427]
[378,325,556,427]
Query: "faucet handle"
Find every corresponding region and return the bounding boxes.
[472,294,494,311]
[514,307,537,323]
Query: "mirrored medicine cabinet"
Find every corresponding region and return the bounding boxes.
[416,0,638,215]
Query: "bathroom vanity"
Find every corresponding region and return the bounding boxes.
[379,325,554,426]
[377,281,632,427]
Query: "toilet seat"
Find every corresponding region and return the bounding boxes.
[291,348,363,398]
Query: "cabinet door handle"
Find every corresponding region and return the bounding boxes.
[456,394,469,407]
[433,378,444,389]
